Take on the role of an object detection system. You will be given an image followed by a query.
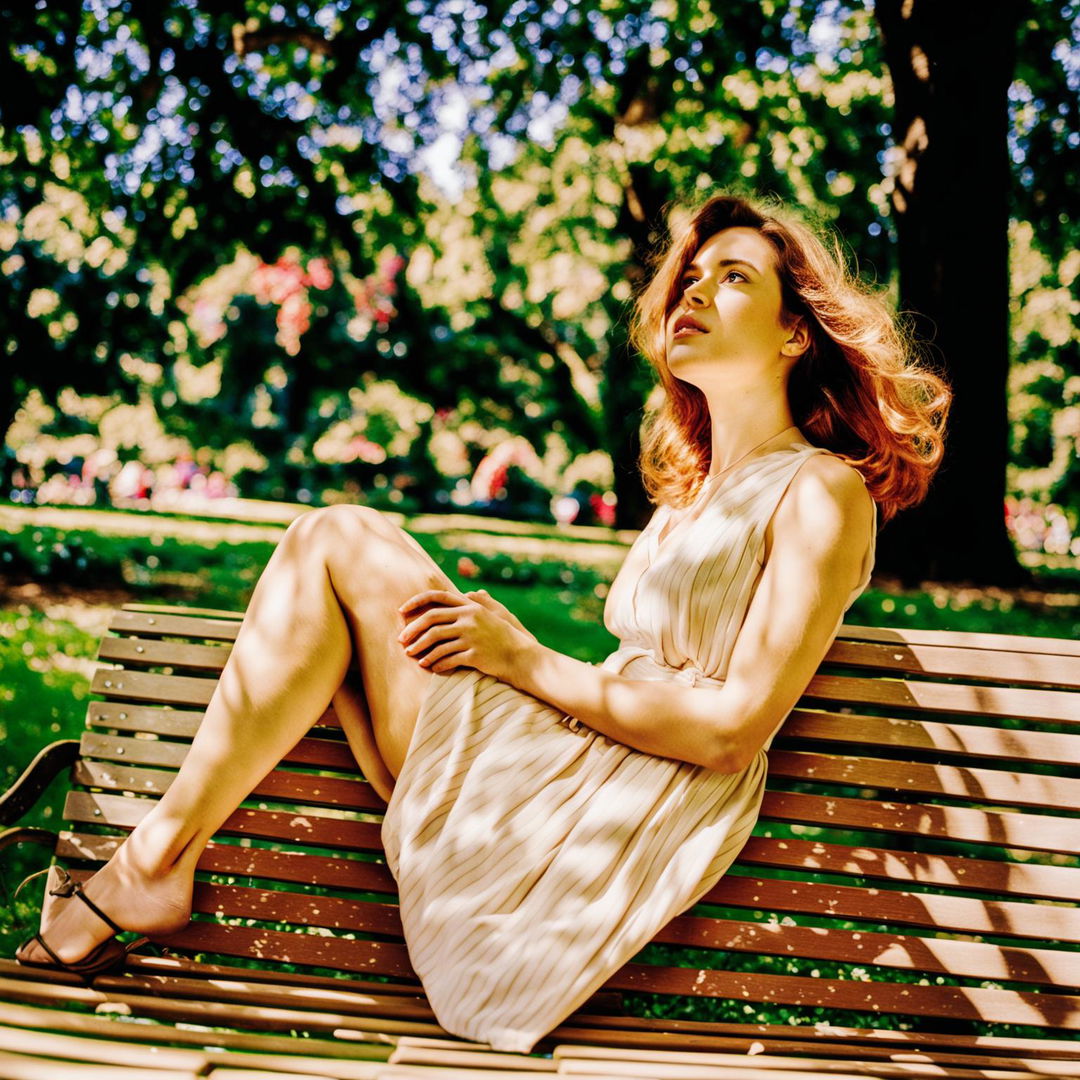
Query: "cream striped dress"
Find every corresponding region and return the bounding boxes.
[381,437,877,1053]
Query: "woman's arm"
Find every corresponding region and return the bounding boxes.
[507,456,875,772]
[513,459,872,769]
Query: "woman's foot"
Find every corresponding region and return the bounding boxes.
[15,844,193,967]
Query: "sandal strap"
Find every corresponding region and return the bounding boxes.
[71,882,124,935]
[26,932,65,967]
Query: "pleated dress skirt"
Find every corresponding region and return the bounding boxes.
[380,659,767,1054]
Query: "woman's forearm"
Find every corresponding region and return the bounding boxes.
[506,641,746,772]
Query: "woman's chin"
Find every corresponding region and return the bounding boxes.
[665,355,705,382]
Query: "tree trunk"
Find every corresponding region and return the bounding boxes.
[606,159,668,532]
[875,0,1032,586]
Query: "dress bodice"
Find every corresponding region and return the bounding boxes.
[599,440,877,690]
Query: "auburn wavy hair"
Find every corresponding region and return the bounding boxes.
[630,193,952,525]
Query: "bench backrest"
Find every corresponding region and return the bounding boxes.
[65,604,1080,1044]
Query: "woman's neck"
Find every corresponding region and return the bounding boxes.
[707,420,801,478]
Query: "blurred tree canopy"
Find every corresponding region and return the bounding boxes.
[2,0,1078,583]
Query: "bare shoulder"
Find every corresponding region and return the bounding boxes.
[764,452,875,564]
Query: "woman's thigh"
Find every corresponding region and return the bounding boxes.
[299,504,461,782]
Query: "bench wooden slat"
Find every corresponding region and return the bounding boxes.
[98,636,233,673]
[80,731,358,772]
[64,783,1079,864]
[0,1050,198,1080]
[736,836,1080,903]
[72,760,380,812]
[766,750,1080,810]
[122,603,247,620]
[837,624,1080,657]
[0,1030,396,1080]
[156,922,416,980]
[87,702,340,737]
[822,639,1080,689]
[652,915,1078,988]
[801,673,1080,724]
[0,975,446,1040]
[0,1004,394,1066]
[547,1043,1074,1080]
[700,875,1080,944]
[759,791,1080,854]
[58,823,1080,912]
[0,1028,217,1074]
[604,963,1080,1030]
[456,1017,1080,1061]
[57,832,399,895]
[780,710,1080,767]
[63,791,384,851]
[110,610,242,642]
[91,669,217,707]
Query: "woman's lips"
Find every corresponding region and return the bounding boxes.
[672,314,708,337]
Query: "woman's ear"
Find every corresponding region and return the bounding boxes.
[781,317,811,358]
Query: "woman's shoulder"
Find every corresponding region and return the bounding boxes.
[775,448,875,545]
[757,448,875,579]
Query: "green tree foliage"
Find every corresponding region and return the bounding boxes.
[2,1,1077,578]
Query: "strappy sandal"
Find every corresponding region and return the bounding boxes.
[14,865,152,978]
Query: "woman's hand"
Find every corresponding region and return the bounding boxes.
[397,588,538,683]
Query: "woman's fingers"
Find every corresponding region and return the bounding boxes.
[403,620,462,656]
[418,639,469,671]
[399,589,466,615]
[398,605,461,647]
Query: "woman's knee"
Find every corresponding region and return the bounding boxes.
[283,504,386,556]
[284,505,443,594]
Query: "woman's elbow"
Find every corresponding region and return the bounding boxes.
[708,731,759,774]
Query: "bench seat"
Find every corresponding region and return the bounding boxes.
[2,602,1079,1078]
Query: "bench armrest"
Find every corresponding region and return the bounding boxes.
[0,740,80,827]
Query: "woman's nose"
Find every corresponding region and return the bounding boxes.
[683,278,710,305]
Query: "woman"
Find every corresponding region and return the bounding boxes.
[16,192,950,1053]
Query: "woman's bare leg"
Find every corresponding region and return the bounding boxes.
[17,505,457,964]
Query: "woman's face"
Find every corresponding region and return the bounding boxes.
[664,227,804,384]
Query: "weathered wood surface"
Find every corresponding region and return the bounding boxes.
[5,603,1080,1077]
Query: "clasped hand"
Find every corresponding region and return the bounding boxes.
[397,588,537,683]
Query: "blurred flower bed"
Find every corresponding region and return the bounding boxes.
[1004,495,1080,557]
[2,384,619,528]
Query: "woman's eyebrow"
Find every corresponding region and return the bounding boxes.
[684,258,761,275]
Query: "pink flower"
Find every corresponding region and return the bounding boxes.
[306,258,333,290]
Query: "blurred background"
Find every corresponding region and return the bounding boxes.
[1,1,1079,1022]
[2,0,1078,580]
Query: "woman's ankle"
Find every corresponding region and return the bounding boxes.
[117,815,203,882]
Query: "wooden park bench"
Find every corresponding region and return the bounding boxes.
[1,600,1079,1079]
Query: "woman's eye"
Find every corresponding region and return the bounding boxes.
[725,270,747,283]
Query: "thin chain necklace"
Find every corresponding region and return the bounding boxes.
[660,423,801,541]
[703,423,800,484]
